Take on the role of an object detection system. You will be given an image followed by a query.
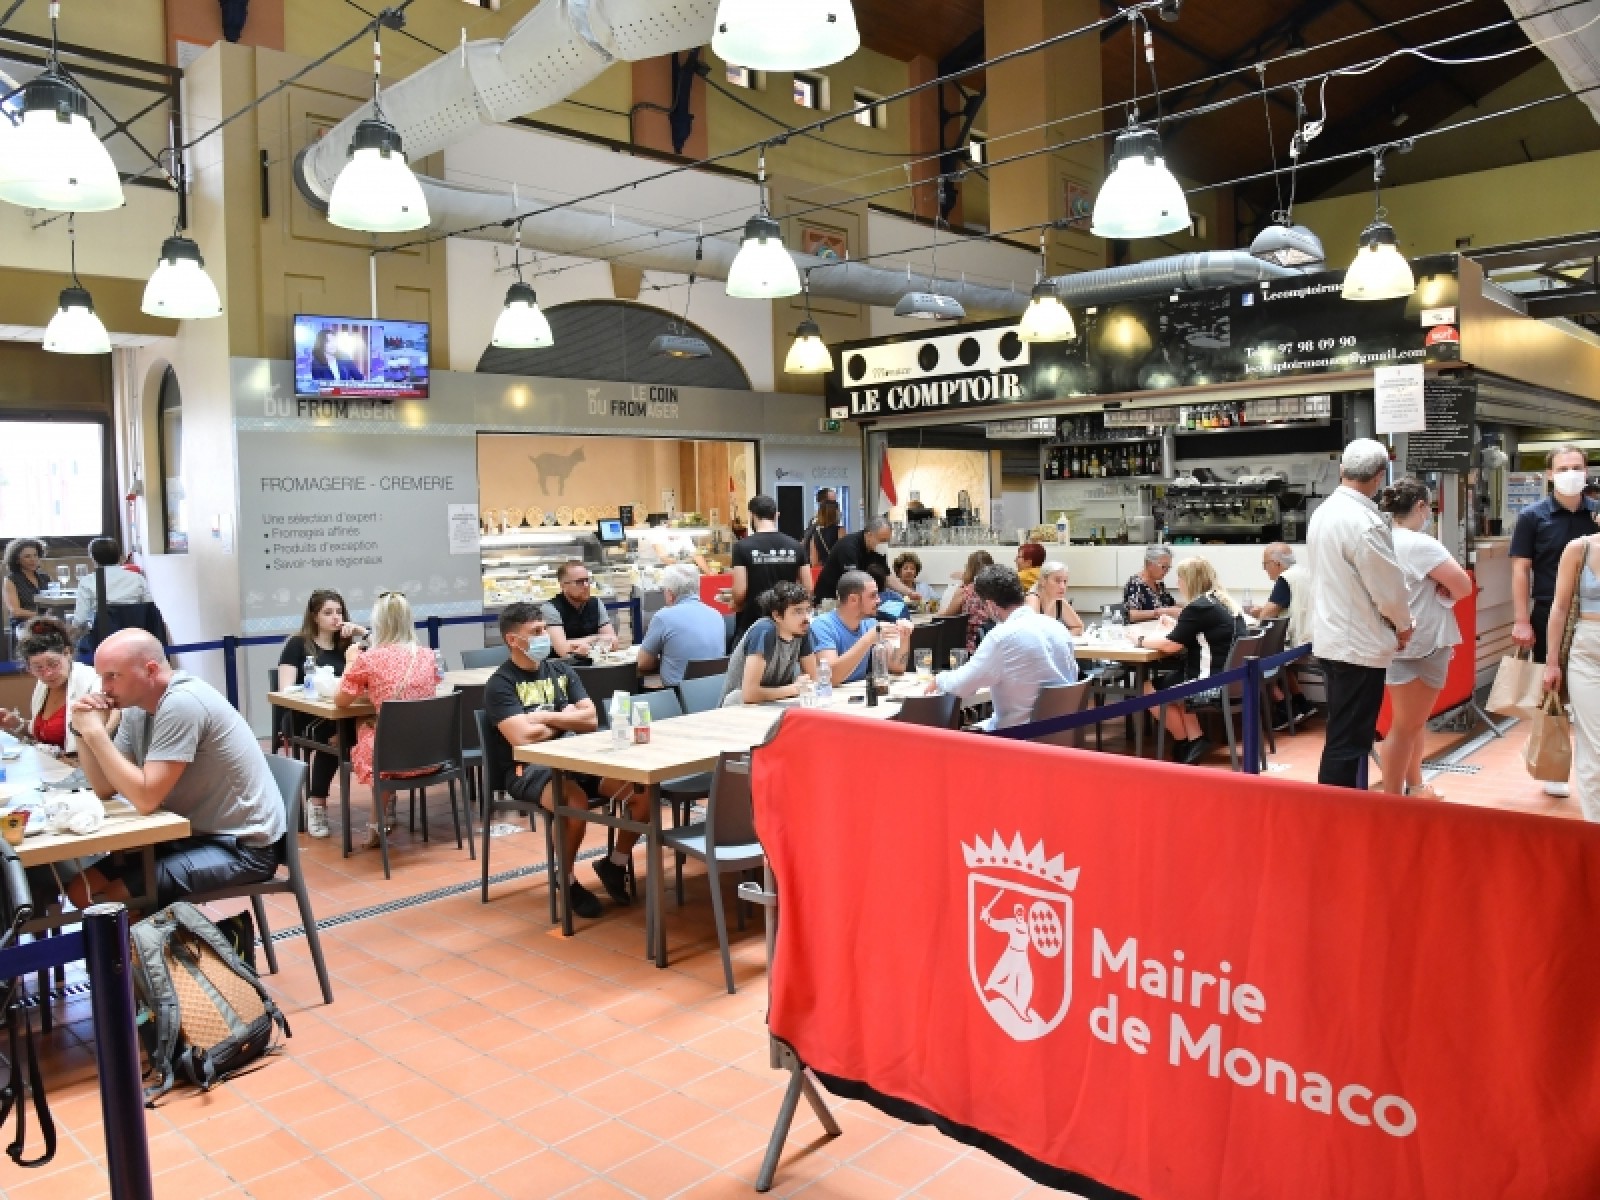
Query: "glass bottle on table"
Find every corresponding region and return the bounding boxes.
[815,659,833,704]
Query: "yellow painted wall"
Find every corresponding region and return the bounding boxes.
[1295,149,1600,265]
[5,0,167,63]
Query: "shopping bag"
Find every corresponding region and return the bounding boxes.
[1523,692,1572,784]
[1488,649,1545,720]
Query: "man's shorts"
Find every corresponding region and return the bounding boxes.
[505,764,605,810]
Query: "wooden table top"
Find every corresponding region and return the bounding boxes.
[1072,640,1170,663]
[1,736,191,867]
[267,689,375,718]
[444,648,642,691]
[33,593,76,607]
[513,680,911,785]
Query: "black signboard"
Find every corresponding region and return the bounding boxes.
[828,254,1463,420]
[1406,374,1476,474]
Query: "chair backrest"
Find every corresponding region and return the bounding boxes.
[457,683,485,751]
[931,616,967,669]
[706,752,758,848]
[631,689,684,721]
[677,675,726,714]
[460,645,511,670]
[891,693,964,729]
[372,692,464,775]
[263,751,307,873]
[682,656,729,680]
[573,662,641,724]
[474,709,505,800]
[1028,680,1093,748]
[1255,618,1288,672]
[266,669,294,748]
[723,612,738,654]
[1220,632,1266,699]
[908,621,942,659]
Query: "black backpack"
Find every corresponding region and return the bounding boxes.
[129,903,289,1104]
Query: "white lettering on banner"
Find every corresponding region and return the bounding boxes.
[262,396,399,421]
[850,372,1025,416]
[974,842,1418,1142]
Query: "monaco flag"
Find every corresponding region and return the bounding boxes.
[878,448,898,507]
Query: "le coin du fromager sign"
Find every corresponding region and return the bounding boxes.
[828,254,1462,419]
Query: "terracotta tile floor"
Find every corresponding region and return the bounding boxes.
[5,706,1582,1200]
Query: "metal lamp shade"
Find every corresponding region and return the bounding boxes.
[1090,127,1190,240]
[141,236,222,318]
[491,282,554,348]
[783,319,833,373]
[712,0,860,71]
[1341,222,1415,301]
[327,118,430,233]
[44,285,111,354]
[1017,284,1076,343]
[0,72,124,212]
[726,215,801,298]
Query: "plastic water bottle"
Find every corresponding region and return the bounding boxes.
[815,659,833,704]
[610,692,631,750]
[302,655,317,696]
[433,649,447,683]
[631,699,653,744]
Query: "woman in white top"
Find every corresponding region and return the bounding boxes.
[1378,479,1474,799]
[1024,561,1085,635]
[71,537,152,632]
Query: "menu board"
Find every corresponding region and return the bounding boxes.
[1406,375,1476,473]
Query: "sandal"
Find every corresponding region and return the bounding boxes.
[360,825,383,850]
[1407,784,1446,801]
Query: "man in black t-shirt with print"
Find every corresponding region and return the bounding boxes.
[730,494,811,638]
[483,602,645,919]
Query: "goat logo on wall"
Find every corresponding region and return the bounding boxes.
[531,448,585,496]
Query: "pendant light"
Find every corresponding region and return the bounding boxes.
[712,0,860,72]
[893,197,965,321]
[142,233,222,318]
[45,215,110,354]
[1090,124,1189,240]
[651,251,713,359]
[784,273,833,374]
[0,2,123,212]
[726,149,800,299]
[1017,230,1075,343]
[1342,148,1414,302]
[490,224,553,349]
[327,22,429,233]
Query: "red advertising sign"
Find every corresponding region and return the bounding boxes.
[754,712,1600,1199]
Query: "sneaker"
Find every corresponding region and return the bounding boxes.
[1290,694,1315,718]
[1182,738,1213,765]
[567,881,603,920]
[593,856,632,906]
[1544,782,1571,798]
[306,804,330,839]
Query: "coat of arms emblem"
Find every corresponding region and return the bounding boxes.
[963,832,1078,1041]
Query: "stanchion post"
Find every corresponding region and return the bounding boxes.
[221,635,239,709]
[426,616,441,650]
[1241,659,1262,776]
[84,903,154,1200]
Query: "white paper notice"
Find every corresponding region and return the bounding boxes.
[1374,364,1426,434]
[448,504,480,556]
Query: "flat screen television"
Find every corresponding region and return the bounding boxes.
[293,314,430,400]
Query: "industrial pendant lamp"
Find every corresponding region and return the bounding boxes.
[327,20,429,233]
[142,232,222,318]
[1090,124,1189,239]
[1017,231,1075,343]
[784,273,833,374]
[652,253,713,359]
[0,2,124,212]
[45,216,110,354]
[726,149,800,299]
[1342,148,1414,301]
[491,225,553,349]
[712,0,860,72]
[893,200,965,321]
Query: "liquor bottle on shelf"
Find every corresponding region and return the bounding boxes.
[1088,450,1100,477]
[1071,450,1082,476]
[1045,449,1060,480]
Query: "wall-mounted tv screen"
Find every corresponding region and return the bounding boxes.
[293,314,430,399]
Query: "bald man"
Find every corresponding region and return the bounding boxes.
[66,629,285,908]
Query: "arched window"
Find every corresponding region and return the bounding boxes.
[157,367,188,553]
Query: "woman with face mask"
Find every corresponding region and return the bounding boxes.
[1379,479,1475,799]
[335,591,440,848]
[1541,505,1600,822]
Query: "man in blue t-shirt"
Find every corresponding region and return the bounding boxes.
[810,570,914,683]
[638,563,726,686]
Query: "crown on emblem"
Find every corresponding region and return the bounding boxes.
[962,832,1078,890]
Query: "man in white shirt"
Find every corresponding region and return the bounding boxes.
[932,565,1078,731]
[72,537,153,632]
[1305,439,1413,788]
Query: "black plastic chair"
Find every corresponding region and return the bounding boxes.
[682,656,730,680]
[267,667,296,755]
[908,621,943,665]
[723,613,738,654]
[1027,680,1094,749]
[185,753,334,1004]
[369,693,474,880]
[574,662,641,728]
[461,645,511,669]
[457,683,486,818]
[1164,632,1267,771]
[890,693,963,729]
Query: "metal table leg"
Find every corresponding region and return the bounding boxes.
[553,770,573,937]
[1132,662,1147,758]
[337,717,354,858]
[647,782,665,968]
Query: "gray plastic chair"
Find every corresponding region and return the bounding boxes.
[1028,680,1094,749]
[184,753,334,1004]
[460,645,511,669]
[369,693,475,880]
[1163,632,1267,771]
[661,752,765,993]
[1255,618,1292,742]
[575,662,641,728]
[677,675,726,714]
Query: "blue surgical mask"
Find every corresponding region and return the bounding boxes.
[526,634,552,663]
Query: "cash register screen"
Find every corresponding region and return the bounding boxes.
[596,518,626,544]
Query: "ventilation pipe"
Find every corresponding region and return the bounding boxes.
[293,0,1307,316]
[1505,0,1600,126]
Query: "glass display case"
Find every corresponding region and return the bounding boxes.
[479,529,634,612]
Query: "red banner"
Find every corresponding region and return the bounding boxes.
[754,711,1600,1199]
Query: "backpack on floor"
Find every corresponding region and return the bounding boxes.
[129,902,290,1105]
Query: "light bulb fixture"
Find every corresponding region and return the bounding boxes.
[726,150,800,299]
[1249,222,1325,268]
[650,333,711,359]
[1091,125,1190,239]
[712,0,860,72]
[1017,230,1075,343]
[327,22,429,233]
[45,216,110,354]
[141,233,222,318]
[784,273,833,373]
[893,291,965,321]
[0,3,124,212]
[1342,148,1414,301]
[491,224,553,348]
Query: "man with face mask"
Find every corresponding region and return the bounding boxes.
[482,602,646,919]
[930,565,1077,730]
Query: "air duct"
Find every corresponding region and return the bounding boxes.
[1505,1,1600,126]
[1049,252,1300,307]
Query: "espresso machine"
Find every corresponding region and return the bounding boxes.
[1165,475,1285,543]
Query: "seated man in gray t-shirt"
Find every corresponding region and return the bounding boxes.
[67,630,286,908]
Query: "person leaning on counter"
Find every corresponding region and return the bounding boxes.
[1124,546,1183,622]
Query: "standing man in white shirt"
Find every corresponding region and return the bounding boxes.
[72,537,153,633]
[932,566,1078,730]
[1305,439,1413,788]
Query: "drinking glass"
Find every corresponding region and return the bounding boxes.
[74,564,89,583]
[56,566,71,589]
[914,649,933,680]
[949,649,968,670]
